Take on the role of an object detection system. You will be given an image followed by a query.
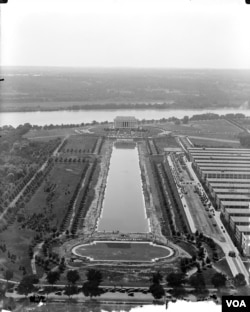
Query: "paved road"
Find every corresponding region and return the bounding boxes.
[166,155,196,233]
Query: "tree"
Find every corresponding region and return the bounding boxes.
[46,270,60,286]
[233,273,246,287]
[211,272,227,288]
[166,272,185,288]
[82,281,103,298]
[82,269,103,298]
[4,270,13,283]
[182,116,189,124]
[64,284,78,299]
[189,274,205,290]
[17,275,38,297]
[149,283,165,299]
[151,271,163,285]
[238,132,250,147]
[86,269,103,284]
[66,270,80,285]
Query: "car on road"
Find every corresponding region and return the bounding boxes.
[228,251,236,257]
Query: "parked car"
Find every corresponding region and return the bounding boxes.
[228,251,236,257]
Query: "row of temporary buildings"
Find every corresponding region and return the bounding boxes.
[189,147,250,256]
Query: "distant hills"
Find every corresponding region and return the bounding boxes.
[0,67,250,112]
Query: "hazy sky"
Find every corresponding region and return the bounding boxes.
[1,0,250,68]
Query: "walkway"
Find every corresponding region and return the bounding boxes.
[166,155,196,233]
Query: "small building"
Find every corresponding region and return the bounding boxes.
[241,233,250,256]
[114,116,138,129]
[221,201,250,212]
[224,208,250,222]
[235,225,250,245]
[229,216,250,234]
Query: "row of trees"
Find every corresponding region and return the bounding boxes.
[3,266,247,301]
[15,269,103,298]
[59,162,89,233]
[70,159,97,234]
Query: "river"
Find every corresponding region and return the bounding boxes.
[97,142,149,233]
[1,108,250,127]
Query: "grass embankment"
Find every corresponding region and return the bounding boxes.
[157,119,241,140]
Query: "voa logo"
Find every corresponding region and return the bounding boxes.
[226,300,247,308]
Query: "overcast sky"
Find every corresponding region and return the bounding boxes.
[1,0,250,68]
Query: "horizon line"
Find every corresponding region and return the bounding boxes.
[1,65,250,71]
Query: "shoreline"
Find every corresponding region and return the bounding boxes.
[0,105,246,113]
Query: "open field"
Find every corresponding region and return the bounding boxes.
[23,163,85,228]
[157,119,241,140]
[153,136,180,153]
[24,128,76,140]
[73,242,173,261]
[190,137,240,148]
[0,223,35,277]
[60,134,98,154]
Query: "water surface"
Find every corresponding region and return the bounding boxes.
[1,108,250,127]
[97,143,149,233]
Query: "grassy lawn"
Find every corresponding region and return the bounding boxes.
[176,240,197,257]
[61,134,98,154]
[191,267,220,288]
[190,137,240,148]
[24,128,76,140]
[154,136,179,152]
[0,223,35,278]
[214,258,233,278]
[73,242,173,261]
[190,119,241,137]
[157,119,241,140]
[24,163,84,227]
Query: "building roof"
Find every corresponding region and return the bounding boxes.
[207,178,250,183]
[210,183,250,188]
[236,225,250,233]
[114,116,137,121]
[203,170,250,174]
[201,167,248,171]
[225,208,250,215]
[230,216,250,223]
[193,156,250,160]
[195,160,250,163]
[221,201,250,207]
[199,163,250,168]
[217,194,250,200]
[213,188,250,194]
[189,148,250,152]
[241,233,250,239]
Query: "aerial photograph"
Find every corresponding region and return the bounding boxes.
[0,0,250,311]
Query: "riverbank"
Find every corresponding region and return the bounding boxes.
[2,108,250,128]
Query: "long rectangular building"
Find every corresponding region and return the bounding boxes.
[202,171,250,179]
[209,183,250,190]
